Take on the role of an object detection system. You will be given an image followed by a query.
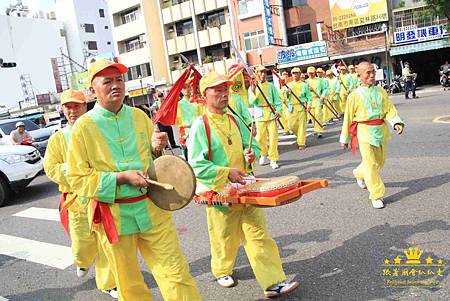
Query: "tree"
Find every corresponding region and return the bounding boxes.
[424,0,450,26]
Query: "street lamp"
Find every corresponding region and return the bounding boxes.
[381,23,390,86]
[257,48,263,65]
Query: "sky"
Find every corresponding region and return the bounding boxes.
[0,0,55,15]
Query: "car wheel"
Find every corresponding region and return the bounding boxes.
[0,176,11,207]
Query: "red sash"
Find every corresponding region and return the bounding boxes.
[58,193,70,236]
[92,194,147,244]
[202,113,240,161]
[349,119,384,154]
[178,126,191,147]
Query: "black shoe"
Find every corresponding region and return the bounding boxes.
[413,95,419,99]
[317,133,323,138]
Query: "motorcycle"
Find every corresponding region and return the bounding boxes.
[389,75,404,94]
[439,70,450,90]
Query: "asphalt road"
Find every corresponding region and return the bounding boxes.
[1,86,449,301]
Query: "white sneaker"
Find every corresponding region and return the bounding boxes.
[217,275,236,288]
[76,267,89,278]
[259,156,267,166]
[372,199,385,209]
[264,281,300,298]
[101,288,118,299]
[353,169,366,189]
[270,160,279,169]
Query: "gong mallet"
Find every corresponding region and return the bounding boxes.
[140,175,174,190]
[272,69,323,128]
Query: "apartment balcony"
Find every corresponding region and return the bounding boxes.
[216,0,228,9]
[220,23,231,42]
[162,6,172,24]
[209,27,222,45]
[171,69,182,82]
[113,18,146,43]
[175,36,187,53]
[185,33,196,51]
[204,0,217,11]
[193,0,206,14]
[167,38,177,55]
[109,0,140,14]
[118,46,151,68]
[203,58,234,74]
[198,29,210,47]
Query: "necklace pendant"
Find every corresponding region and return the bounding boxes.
[227,138,232,145]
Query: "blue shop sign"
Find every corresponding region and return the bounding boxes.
[276,41,328,64]
[394,24,449,45]
[263,0,275,45]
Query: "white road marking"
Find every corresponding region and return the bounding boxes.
[0,234,72,269]
[319,268,344,278]
[278,141,297,146]
[13,207,59,222]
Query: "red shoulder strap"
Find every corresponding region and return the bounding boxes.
[202,114,213,161]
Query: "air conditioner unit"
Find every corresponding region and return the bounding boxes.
[139,35,146,43]
[221,42,229,49]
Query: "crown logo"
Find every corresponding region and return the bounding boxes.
[404,247,423,265]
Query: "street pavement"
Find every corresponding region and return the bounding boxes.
[1,86,449,301]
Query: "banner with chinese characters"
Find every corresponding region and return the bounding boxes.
[276,41,328,65]
[263,0,275,45]
[329,0,388,31]
[394,24,449,45]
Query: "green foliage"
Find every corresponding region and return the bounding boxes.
[424,0,450,24]
[203,55,213,64]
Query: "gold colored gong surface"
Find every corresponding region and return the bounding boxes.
[147,155,196,211]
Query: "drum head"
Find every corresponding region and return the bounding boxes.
[147,155,196,211]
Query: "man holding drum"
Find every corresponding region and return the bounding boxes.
[66,58,201,301]
[188,71,299,298]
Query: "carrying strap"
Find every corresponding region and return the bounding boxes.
[202,113,240,161]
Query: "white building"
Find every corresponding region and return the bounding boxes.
[51,0,115,69]
[0,15,69,108]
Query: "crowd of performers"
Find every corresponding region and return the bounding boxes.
[43,58,404,300]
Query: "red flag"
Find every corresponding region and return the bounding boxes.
[153,65,201,126]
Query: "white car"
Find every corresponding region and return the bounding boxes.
[0,144,43,206]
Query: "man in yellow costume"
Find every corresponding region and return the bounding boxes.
[306,66,326,138]
[325,69,342,122]
[177,81,199,159]
[316,68,332,124]
[338,65,351,116]
[188,71,299,298]
[278,71,291,135]
[282,67,311,150]
[348,64,361,93]
[340,62,404,209]
[251,66,282,169]
[44,89,117,298]
[66,58,201,301]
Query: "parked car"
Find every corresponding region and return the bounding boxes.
[0,118,53,155]
[0,144,43,206]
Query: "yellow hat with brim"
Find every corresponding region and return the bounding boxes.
[316,68,324,73]
[325,70,333,76]
[291,67,301,73]
[200,71,233,94]
[88,58,128,84]
[348,65,355,69]
[254,65,267,72]
[307,66,316,73]
[338,65,347,70]
[61,89,86,105]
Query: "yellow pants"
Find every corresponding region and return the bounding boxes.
[353,142,386,200]
[287,110,307,146]
[207,206,286,290]
[281,109,289,133]
[256,119,279,161]
[339,92,347,115]
[311,106,324,134]
[96,210,201,301]
[333,99,342,115]
[68,210,115,290]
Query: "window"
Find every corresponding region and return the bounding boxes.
[243,30,266,51]
[175,19,193,36]
[204,44,230,61]
[199,10,226,30]
[124,63,152,81]
[121,8,139,25]
[239,0,260,15]
[393,7,441,30]
[287,24,312,46]
[84,23,95,33]
[99,8,105,18]
[124,36,144,53]
[87,41,98,50]
[283,0,307,9]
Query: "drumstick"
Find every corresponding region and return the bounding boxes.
[143,178,174,190]
[248,121,254,152]
[242,176,270,181]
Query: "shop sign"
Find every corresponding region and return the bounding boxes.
[394,24,449,45]
[276,41,328,64]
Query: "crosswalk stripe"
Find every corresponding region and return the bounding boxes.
[13,207,59,222]
[0,297,9,301]
[0,234,72,269]
[278,141,296,146]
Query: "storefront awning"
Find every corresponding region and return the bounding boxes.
[390,38,450,56]
[329,47,386,60]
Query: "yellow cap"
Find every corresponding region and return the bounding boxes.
[60,89,86,105]
[338,65,346,70]
[316,67,324,73]
[348,64,355,69]
[88,58,128,84]
[307,66,316,73]
[200,71,233,94]
[291,67,301,73]
[254,65,267,72]
[325,70,333,76]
